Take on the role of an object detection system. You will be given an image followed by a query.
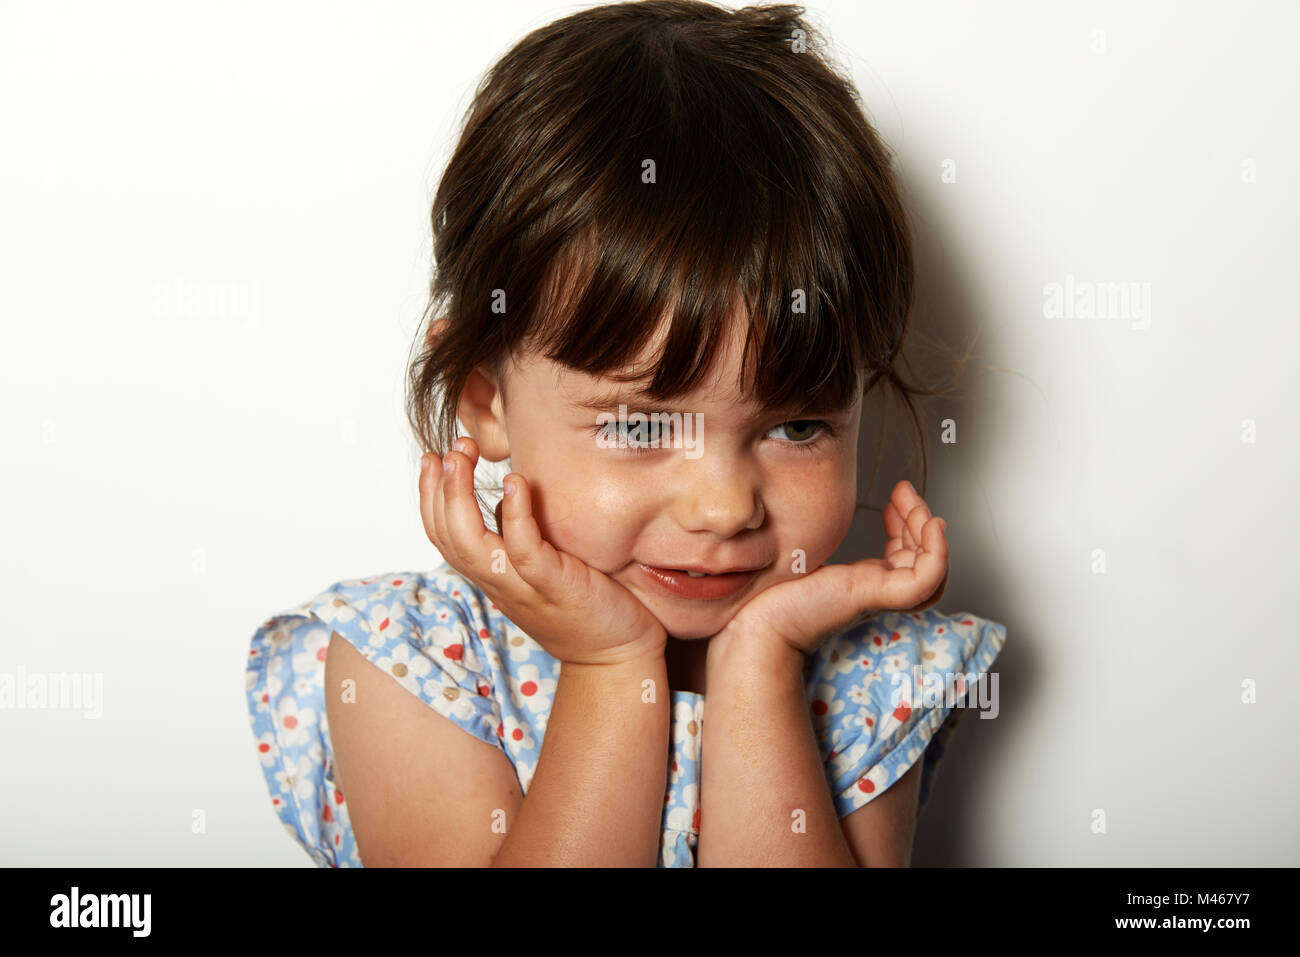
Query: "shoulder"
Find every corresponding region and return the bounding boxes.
[303,562,508,677]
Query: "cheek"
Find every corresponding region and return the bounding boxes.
[527,467,644,561]
[775,461,857,556]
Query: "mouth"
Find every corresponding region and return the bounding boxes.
[635,562,766,601]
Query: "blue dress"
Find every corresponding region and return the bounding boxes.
[244,560,1007,866]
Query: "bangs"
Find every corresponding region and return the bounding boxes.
[415,1,922,484]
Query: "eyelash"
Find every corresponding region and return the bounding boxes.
[589,419,838,455]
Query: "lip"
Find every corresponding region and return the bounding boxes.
[636,562,765,601]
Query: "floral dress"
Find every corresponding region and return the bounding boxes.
[245,560,1007,866]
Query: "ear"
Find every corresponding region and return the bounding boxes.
[456,364,510,463]
[424,315,510,463]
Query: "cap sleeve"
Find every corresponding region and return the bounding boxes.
[811,608,1007,817]
[307,572,504,750]
[245,571,505,867]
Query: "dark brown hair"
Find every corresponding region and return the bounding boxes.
[406,0,962,520]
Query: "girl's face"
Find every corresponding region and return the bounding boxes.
[474,316,863,641]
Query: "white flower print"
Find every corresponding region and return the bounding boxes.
[363,601,407,649]
[503,627,540,663]
[846,762,891,806]
[274,696,318,748]
[253,731,278,768]
[818,640,862,680]
[314,594,364,627]
[878,650,911,678]
[809,682,847,733]
[836,707,878,754]
[265,620,297,652]
[275,753,320,804]
[919,632,955,672]
[292,674,317,699]
[845,670,882,706]
[514,757,536,793]
[500,714,535,753]
[666,782,699,833]
[293,626,331,677]
[668,749,686,787]
[828,739,868,781]
[413,585,441,615]
[375,643,433,697]
[429,569,472,605]
[673,699,704,762]
[360,574,408,604]
[510,663,556,714]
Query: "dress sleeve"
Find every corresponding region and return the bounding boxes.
[245,572,504,867]
[305,573,504,749]
[810,608,1007,818]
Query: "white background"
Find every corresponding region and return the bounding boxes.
[1,0,1296,866]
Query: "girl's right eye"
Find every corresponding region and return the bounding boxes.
[590,418,669,453]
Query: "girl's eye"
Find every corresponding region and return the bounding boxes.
[591,418,672,453]
[766,419,836,451]
[589,417,836,454]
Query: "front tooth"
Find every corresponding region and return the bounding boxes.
[685,570,707,578]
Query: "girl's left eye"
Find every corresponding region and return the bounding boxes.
[767,419,835,449]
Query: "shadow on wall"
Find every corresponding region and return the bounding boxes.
[829,164,1032,867]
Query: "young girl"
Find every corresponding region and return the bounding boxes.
[245,0,1006,868]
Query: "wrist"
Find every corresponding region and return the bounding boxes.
[706,625,806,682]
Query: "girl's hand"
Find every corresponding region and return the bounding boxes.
[716,480,950,658]
[419,437,667,667]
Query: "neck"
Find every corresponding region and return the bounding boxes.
[664,634,711,696]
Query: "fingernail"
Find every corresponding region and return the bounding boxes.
[443,455,455,474]
[503,478,514,497]
[905,481,916,495]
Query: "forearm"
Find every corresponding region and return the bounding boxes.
[696,636,857,867]
[491,650,670,866]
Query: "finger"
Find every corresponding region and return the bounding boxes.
[499,473,566,587]
[889,482,918,550]
[899,516,948,607]
[419,452,447,554]
[440,441,503,572]
[886,542,916,569]
[882,497,905,542]
[903,499,931,551]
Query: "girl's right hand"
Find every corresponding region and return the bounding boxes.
[419,437,667,667]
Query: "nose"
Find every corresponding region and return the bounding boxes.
[668,454,765,537]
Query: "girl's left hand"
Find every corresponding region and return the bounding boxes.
[716,480,950,658]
